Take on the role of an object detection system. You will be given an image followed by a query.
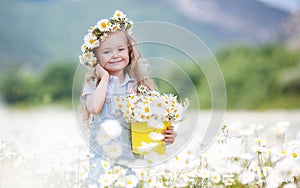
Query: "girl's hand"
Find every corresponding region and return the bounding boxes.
[162,126,177,145]
[95,64,109,80]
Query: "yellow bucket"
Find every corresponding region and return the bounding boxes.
[131,121,170,155]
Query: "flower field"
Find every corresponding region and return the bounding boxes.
[0,107,300,187]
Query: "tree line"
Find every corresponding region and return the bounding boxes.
[0,44,299,109]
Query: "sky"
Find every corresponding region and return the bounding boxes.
[257,0,300,13]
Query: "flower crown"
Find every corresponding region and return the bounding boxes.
[79,10,133,68]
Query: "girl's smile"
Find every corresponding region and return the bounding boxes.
[109,59,124,64]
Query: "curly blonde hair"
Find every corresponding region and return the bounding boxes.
[81,31,156,124]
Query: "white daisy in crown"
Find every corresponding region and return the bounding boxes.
[83,32,99,49]
[113,10,126,20]
[80,43,88,53]
[95,18,111,32]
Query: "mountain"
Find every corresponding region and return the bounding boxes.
[0,0,291,68]
[281,11,300,50]
[165,0,290,43]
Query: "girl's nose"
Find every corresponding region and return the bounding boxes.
[111,51,120,58]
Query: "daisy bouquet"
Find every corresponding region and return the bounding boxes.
[115,85,189,155]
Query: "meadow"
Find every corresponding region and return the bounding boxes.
[1,107,299,187]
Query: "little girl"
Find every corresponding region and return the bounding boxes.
[80,10,176,187]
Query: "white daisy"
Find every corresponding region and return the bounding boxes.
[137,84,147,94]
[256,137,267,146]
[83,51,93,59]
[150,98,166,116]
[100,33,108,41]
[79,167,88,180]
[113,10,126,20]
[112,165,127,177]
[101,120,122,139]
[100,160,111,171]
[80,52,97,67]
[149,90,160,97]
[80,43,88,52]
[210,171,221,183]
[291,151,298,159]
[111,23,120,31]
[89,55,97,66]
[96,19,111,31]
[115,175,138,188]
[96,127,111,145]
[288,140,300,148]
[103,141,122,159]
[197,168,210,179]
[83,32,99,49]
[98,174,117,187]
[143,176,157,187]
[132,168,148,180]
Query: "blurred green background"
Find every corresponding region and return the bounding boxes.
[0,0,299,110]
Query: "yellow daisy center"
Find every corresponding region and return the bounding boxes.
[101,22,107,28]
[91,59,97,64]
[292,152,298,158]
[89,39,95,45]
[113,25,118,31]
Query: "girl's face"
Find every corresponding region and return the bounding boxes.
[95,31,130,76]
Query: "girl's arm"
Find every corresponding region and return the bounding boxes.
[85,64,109,114]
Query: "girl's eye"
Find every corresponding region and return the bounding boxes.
[118,48,125,52]
[103,51,110,54]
